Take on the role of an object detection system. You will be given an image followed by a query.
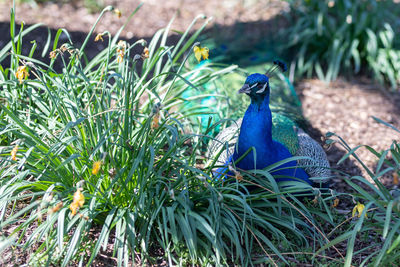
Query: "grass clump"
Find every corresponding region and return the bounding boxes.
[0,4,335,266]
[283,0,400,89]
[322,118,400,266]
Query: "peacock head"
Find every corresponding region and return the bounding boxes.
[238,73,270,98]
[238,60,287,100]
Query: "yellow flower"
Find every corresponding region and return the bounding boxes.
[92,161,102,175]
[70,188,84,216]
[94,33,104,42]
[114,8,122,18]
[11,145,19,161]
[142,47,149,59]
[352,202,367,218]
[193,45,209,62]
[15,66,29,84]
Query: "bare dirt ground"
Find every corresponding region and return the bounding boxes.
[0,0,288,37]
[1,0,400,265]
[298,78,400,191]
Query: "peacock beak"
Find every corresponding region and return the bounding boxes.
[238,84,251,94]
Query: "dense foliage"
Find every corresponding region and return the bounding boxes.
[0,5,334,266]
[1,1,400,266]
[283,0,400,89]
[324,119,400,266]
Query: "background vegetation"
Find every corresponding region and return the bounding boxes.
[283,0,400,89]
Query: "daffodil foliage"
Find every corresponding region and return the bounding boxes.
[0,4,336,267]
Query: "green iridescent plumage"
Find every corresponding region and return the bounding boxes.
[271,113,299,156]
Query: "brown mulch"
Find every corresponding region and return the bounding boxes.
[298,78,400,190]
[1,0,400,266]
[0,0,288,38]
[0,0,288,72]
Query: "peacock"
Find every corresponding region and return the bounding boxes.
[208,61,331,186]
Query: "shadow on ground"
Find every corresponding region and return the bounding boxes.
[0,11,289,71]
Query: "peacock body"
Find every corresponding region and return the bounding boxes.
[209,67,330,185]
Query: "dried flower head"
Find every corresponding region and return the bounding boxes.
[114,8,122,18]
[142,47,149,59]
[49,50,57,59]
[352,202,367,218]
[235,172,243,182]
[67,48,79,60]
[11,145,19,161]
[51,201,63,213]
[60,44,69,53]
[116,40,127,63]
[70,188,84,216]
[92,161,102,175]
[332,198,340,208]
[15,66,29,84]
[152,113,160,129]
[94,33,104,42]
[394,172,399,185]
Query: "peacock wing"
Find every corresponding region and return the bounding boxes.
[209,113,300,165]
[295,128,331,181]
[271,113,299,156]
[208,119,242,165]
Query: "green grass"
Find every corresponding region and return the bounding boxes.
[322,118,400,266]
[0,3,338,266]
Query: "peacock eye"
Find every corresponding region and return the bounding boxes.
[249,83,258,89]
[257,84,264,88]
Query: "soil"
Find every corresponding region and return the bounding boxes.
[1,0,400,265]
[298,78,400,188]
[0,0,289,38]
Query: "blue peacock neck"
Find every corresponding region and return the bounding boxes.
[235,93,276,169]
